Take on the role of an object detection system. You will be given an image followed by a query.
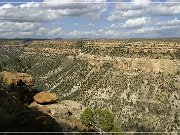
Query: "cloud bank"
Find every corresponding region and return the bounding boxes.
[0,0,180,38]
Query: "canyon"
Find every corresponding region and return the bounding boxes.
[0,39,180,133]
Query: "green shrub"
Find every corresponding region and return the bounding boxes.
[81,108,94,126]
[76,40,84,49]
[11,57,32,72]
[0,59,7,72]
[81,108,122,133]
[94,109,114,132]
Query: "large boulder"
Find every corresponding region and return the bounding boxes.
[33,91,58,104]
[0,71,34,86]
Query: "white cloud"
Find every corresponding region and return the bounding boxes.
[0,20,64,38]
[74,23,78,26]
[0,4,59,22]
[122,10,144,17]
[110,24,116,28]
[0,21,41,38]
[126,18,180,38]
[68,30,98,38]
[131,0,150,8]
[149,3,180,16]
[0,1,180,39]
[0,0,107,23]
[107,0,150,21]
[123,17,150,29]
[116,0,150,11]
[0,21,40,32]
[107,9,144,21]
[67,26,129,38]
[48,27,62,36]
[42,0,107,19]
[109,23,123,29]
[156,18,180,26]
[20,2,40,8]
[42,0,88,9]
[88,23,95,27]
[0,1,107,38]
[107,1,180,21]
[0,4,13,9]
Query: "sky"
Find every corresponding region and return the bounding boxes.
[0,0,180,39]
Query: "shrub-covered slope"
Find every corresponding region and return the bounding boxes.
[0,39,180,132]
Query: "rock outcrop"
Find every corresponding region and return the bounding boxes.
[30,100,85,119]
[0,71,34,86]
[0,90,63,133]
[0,76,92,133]
[0,71,38,104]
[29,98,88,132]
[33,91,58,104]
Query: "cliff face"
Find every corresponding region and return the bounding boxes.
[0,39,180,132]
[78,52,179,74]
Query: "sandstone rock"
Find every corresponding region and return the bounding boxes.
[0,71,34,86]
[33,91,58,104]
[30,100,85,120]
[48,100,86,119]
[61,100,85,110]
[46,104,70,117]
[28,100,89,132]
[29,101,40,108]
[60,100,86,119]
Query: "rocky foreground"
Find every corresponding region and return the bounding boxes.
[0,71,95,134]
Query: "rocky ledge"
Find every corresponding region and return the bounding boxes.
[0,71,95,134]
[29,91,91,132]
